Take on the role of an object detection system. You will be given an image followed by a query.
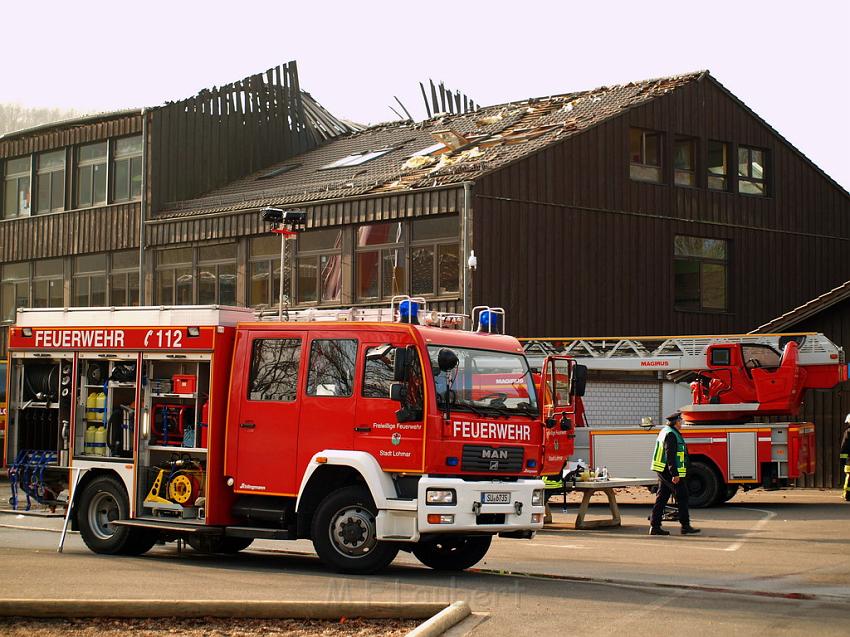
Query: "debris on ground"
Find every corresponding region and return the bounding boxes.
[3,617,419,637]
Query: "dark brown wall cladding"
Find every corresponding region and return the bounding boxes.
[473,76,850,339]
[149,62,314,213]
[146,187,465,247]
[0,203,140,261]
[0,115,142,159]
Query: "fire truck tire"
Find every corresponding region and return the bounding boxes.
[77,475,156,555]
[187,535,254,554]
[311,485,399,574]
[687,461,720,508]
[412,535,492,571]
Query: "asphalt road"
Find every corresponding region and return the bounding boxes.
[1,488,849,635]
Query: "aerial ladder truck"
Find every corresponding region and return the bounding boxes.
[522,333,847,507]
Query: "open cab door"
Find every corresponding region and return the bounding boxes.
[539,356,581,476]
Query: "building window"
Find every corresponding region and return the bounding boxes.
[629,128,662,183]
[320,149,392,170]
[110,250,140,306]
[410,216,460,297]
[3,156,32,219]
[35,150,65,214]
[738,146,767,196]
[73,254,107,307]
[156,247,194,305]
[32,259,64,308]
[198,244,237,305]
[249,236,284,309]
[356,222,404,301]
[1,263,30,321]
[674,236,728,312]
[296,229,342,304]
[76,142,107,208]
[673,137,696,187]
[707,141,728,191]
[112,136,143,202]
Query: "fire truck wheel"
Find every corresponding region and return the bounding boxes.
[687,461,720,508]
[187,535,254,554]
[311,485,399,574]
[412,535,492,571]
[77,475,155,555]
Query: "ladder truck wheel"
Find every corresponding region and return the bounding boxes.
[187,535,254,554]
[311,485,399,574]
[77,475,156,555]
[687,461,721,508]
[412,535,492,571]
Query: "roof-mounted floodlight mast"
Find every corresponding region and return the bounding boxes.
[261,207,307,321]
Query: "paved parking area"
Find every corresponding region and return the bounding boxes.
[1,488,848,635]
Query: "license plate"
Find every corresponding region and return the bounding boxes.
[481,492,510,504]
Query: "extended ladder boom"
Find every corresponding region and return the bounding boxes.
[521,333,844,371]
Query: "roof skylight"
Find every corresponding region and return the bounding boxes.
[320,149,392,170]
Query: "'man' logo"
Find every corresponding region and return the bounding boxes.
[481,448,508,460]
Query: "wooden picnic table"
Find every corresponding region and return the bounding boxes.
[545,477,656,530]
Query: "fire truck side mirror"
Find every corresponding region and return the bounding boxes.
[393,347,413,382]
[390,382,407,403]
[571,364,587,397]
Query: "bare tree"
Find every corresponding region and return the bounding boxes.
[0,103,82,135]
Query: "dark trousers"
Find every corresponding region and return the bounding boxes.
[650,471,690,528]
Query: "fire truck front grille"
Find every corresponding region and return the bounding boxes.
[461,445,524,473]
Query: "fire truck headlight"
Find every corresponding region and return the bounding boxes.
[426,488,456,505]
[532,489,544,506]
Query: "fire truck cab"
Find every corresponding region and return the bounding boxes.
[5,301,564,573]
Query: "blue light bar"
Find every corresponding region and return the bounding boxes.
[479,310,500,331]
[446,456,459,467]
[526,459,537,468]
[399,299,419,324]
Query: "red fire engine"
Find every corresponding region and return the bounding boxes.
[4,300,575,573]
[523,333,847,507]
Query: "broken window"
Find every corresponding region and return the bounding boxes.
[629,128,662,183]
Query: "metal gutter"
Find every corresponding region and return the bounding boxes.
[138,108,148,302]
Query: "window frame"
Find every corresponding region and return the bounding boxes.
[31,258,65,309]
[247,337,303,402]
[629,128,663,184]
[673,236,729,313]
[3,155,33,219]
[355,222,406,302]
[110,250,140,307]
[248,235,285,309]
[707,140,729,192]
[34,149,66,215]
[72,254,108,307]
[305,338,358,398]
[737,145,768,196]
[295,229,343,306]
[111,135,143,203]
[155,243,237,306]
[409,216,460,298]
[75,142,108,209]
[673,136,697,188]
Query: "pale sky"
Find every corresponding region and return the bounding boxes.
[3,1,848,189]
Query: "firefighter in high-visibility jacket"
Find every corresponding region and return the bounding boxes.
[649,411,701,536]
[840,415,850,502]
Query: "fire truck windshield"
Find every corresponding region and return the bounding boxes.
[427,346,538,417]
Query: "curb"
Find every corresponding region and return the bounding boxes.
[0,599,446,620]
[404,601,471,637]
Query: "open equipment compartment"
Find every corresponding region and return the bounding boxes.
[137,352,212,522]
[6,352,73,509]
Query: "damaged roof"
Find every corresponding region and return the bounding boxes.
[160,71,707,217]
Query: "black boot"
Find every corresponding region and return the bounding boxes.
[681,526,701,535]
[649,526,670,536]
